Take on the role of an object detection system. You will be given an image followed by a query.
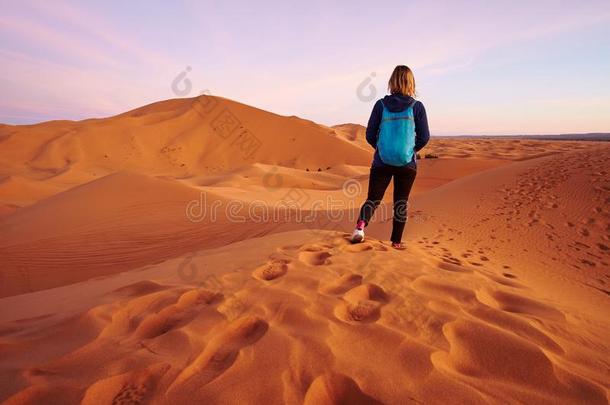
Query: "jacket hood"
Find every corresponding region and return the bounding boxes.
[381,94,416,112]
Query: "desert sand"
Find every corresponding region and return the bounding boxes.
[0,95,608,404]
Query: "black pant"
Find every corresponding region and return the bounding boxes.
[358,165,417,243]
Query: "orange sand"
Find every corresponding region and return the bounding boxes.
[0,96,608,404]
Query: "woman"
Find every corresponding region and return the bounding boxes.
[351,65,430,249]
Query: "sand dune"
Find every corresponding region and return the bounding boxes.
[333,123,598,161]
[0,170,304,297]
[0,96,609,404]
[0,96,370,209]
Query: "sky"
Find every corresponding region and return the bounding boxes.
[1,0,609,135]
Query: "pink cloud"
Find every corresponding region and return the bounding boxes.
[23,1,175,68]
[0,15,120,67]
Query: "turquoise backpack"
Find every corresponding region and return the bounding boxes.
[377,99,417,166]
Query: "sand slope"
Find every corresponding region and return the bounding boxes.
[0,227,608,404]
[0,96,370,210]
[0,97,609,404]
[0,170,305,297]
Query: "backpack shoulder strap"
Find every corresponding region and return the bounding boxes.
[409,99,418,109]
[378,99,387,117]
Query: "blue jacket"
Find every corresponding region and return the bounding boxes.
[365,94,430,168]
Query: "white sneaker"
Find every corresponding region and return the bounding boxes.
[351,228,365,243]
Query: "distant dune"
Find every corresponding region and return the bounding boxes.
[0,96,370,207]
[441,133,610,141]
[0,96,608,404]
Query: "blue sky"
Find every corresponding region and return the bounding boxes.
[1,0,609,134]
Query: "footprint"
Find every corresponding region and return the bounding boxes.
[411,277,476,305]
[342,243,373,253]
[298,251,332,266]
[490,290,565,321]
[437,261,472,273]
[442,256,463,266]
[437,319,556,386]
[466,304,563,355]
[334,284,388,324]
[176,288,220,308]
[81,363,170,405]
[435,319,606,401]
[304,372,382,404]
[168,316,268,392]
[370,241,389,251]
[480,273,523,289]
[112,382,149,404]
[252,259,290,281]
[343,284,389,303]
[319,273,363,295]
[299,243,334,252]
[133,289,219,340]
[334,300,382,323]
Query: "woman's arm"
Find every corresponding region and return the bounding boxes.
[414,102,430,151]
[365,100,383,148]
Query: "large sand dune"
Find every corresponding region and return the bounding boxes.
[0,96,608,404]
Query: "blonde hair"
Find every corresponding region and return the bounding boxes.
[388,65,416,97]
